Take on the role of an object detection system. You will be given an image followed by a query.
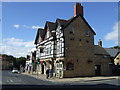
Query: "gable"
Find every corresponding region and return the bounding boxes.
[114,52,120,65]
[34,29,40,44]
[46,29,50,39]
[34,28,46,44]
[56,18,68,28]
[37,35,42,44]
[63,14,96,35]
[114,52,120,59]
[44,21,56,39]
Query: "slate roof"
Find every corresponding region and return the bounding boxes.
[104,48,120,57]
[56,18,68,27]
[45,21,56,31]
[94,45,110,55]
[34,28,46,44]
[35,14,96,44]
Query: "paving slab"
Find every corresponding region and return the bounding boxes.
[22,72,119,83]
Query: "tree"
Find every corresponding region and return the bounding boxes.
[7,55,16,70]
[16,57,26,70]
[1,54,26,70]
[110,46,120,49]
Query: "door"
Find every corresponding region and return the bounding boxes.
[95,65,101,76]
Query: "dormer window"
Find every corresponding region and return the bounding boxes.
[85,29,90,37]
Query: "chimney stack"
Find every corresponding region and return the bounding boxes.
[98,39,102,47]
[74,2,83,17]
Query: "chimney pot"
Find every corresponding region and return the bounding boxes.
[98,39,102,47]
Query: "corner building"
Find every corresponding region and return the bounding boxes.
[34,3,112,78]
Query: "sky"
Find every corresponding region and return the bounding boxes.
[1,2,119,57]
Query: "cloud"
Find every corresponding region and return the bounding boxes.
[13,24,41,30]
[104,21,119,45]
[1,37,35,57]
[13,24,20,29]
[32,25,41,29]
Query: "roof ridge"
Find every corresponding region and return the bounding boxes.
[46,21,55,24]
[56,18,68,21]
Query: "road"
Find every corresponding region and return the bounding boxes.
[1,70,120,89]
[2,70,55,85]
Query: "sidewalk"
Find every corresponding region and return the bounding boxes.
[22,72,118,83]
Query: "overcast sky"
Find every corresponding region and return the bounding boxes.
[1,2,119,57]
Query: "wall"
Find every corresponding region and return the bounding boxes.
[63,16,95,77]
[94,55,112,75]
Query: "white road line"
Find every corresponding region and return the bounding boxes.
[10,80,13,82]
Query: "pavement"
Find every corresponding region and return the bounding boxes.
[22,72,119,83]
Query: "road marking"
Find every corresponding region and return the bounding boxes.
[10,80,13,82]
[7,79,13,82]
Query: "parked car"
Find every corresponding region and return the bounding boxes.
[12,68,19,73]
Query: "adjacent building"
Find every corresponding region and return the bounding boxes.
[104,48,120,74]
[0,54,13,70]
[114,52,120,65]
[25,48,36,73]
[34,3,112,78]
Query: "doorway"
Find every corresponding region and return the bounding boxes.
[95,65,101,76]
[41,64,44,74]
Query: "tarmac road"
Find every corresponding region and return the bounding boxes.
[1,70,120,89]
[2,70,55,85]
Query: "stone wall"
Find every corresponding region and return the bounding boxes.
[63,16,95,77]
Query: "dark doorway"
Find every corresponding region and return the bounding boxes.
[41,65,44,74]
[95,65,101,76]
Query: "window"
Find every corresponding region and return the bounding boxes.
[86,40,89,43]
[56,63,62,68]
[85,29,90,36]
[117,57,119,59]
[70,28,74,34]
[45,47,51,55]
[77,59,78,62]
[57,44,61,54]
[40,48,44,53]
[70,38,74,40]
[66,63,74,70]
[57,40,63,54]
